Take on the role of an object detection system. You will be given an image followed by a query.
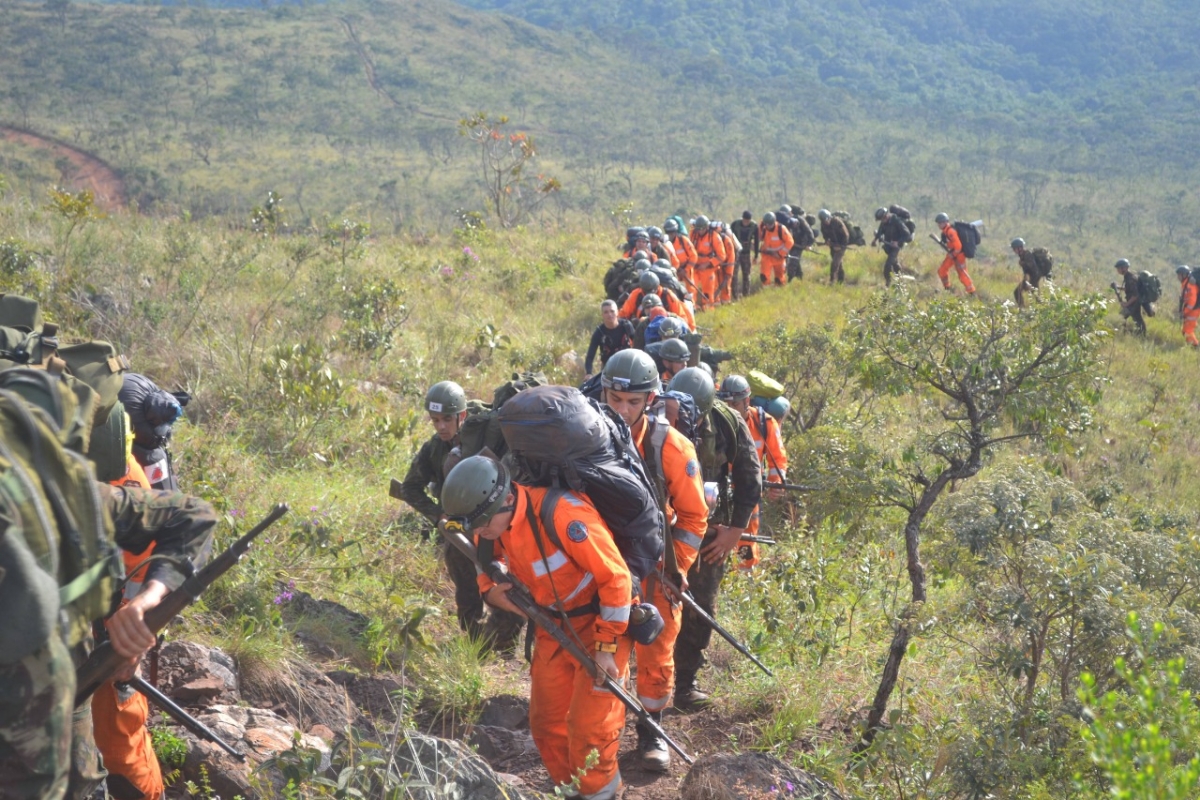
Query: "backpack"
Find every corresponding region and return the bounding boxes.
[1031,247,1054,279]
[887,205,916,236]
[0,295,131,481]
[578,373,603,402]
[498,385,664,581]
[0,369,122,660]
[832,211,866,247]
[952,221,982,259]
[1138,271,1162,305]
[457,372,547,459]
[1190,267,1200,291]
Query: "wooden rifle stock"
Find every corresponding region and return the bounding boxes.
[75,504,289,707]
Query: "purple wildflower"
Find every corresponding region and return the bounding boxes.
[273,591,293,605]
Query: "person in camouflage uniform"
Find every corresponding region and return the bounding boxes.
[665,368,761,711]
[397,381,523,650]
[0,369,216,800]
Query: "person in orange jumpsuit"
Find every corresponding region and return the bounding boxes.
[758,212,794,287]
[665,218,699,297]
[716,222,740,304]
[648,226,680,269]
[718,377,788,570]
[600,351,706,771]
[92,456,165,800]
[689,215,727,311]
[443,456,632,800]
[935,213,975,294]
[619,271,696,330]
[1176,265,1200,347]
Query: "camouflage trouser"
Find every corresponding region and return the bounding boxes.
[0,635,74,800]
[441,538,524,652]
[883,244,902,285]
[66,701,105,800]
[786,252,803,281]
[829,246,846,284]
[673,526,728,688]
[733,247,753,299]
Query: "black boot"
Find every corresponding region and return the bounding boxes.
[673,673,711,713]
[636,711,671,772]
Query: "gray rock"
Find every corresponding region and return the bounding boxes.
[477,694,529,730]
[240,657,356,733]
[158,641,239,705]
[392,731,542,800]
[680,752,845,800]
[468,724,536,767]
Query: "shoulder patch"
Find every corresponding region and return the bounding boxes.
[566,520,589,543]
[685,459,699,478]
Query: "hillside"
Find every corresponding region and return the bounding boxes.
[3,0,1200,278]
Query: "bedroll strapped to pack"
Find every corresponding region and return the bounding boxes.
[498,385,664,581]
[1138,271,1162,305]
[746,370,784,400]
[0,369,122,660]
[953,221,982,259]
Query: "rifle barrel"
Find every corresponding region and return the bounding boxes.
[75,504,289,707]
[658,575,773,678]
[440,524,695,765]
[764,481,814,492]
[127,675,246,761]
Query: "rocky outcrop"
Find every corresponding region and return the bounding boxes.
[680,752,846,800]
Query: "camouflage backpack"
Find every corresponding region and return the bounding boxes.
[832,211,867,247]
[0,294,131,481]
[1031,248,1054,279]
[457,371,548,459]
[1138,271,1162,305]
[0,369,122,662]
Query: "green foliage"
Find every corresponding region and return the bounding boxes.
[337,277,409,354]
[250,190,285,237]
[264,727,431,800]
[1078,616,1200,800]
[150,724,189,772]
[458,111,560,228]
[0,237,48,297]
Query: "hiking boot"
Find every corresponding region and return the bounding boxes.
[636,715,671,772]
[673,684,712,713]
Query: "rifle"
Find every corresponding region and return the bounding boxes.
[740,534,776,545]
[678,269,710,308]
[764,481,815,492]
[75,504,290,707]
[656,573,773,678]
[126,674,246,761]
[440,522,695,766]
[928,233,949,253]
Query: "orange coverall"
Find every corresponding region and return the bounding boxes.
[759,223,794,285]
[669,233,699,293]
[477,486,632,800]
[93,458,165,800]
[1181,278,1199,347]
[937,224,975,294]
[630,415,707,712]
[718,231,739,304]
[739,406,788,569]
[619,287,696,330]
[690,230,727,310]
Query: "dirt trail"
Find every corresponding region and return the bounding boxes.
[0,125,127,212]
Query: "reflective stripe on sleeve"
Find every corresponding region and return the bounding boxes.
[600,604,630,623]
[532,550,569,578]
[675,529,703,551]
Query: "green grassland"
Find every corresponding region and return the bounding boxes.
[3,171,1199,795]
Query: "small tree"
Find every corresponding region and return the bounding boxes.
[458,112,560,228]
[848,288,1107,754]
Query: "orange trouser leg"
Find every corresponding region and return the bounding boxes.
[696,267,719,309]
[634,581,683,712]
[719,266,734,302]
[955,259,975,293]
[761,256,785,284]
[92,680,164,800]
[937,257,954,287]
[529,619,631,798]
[1184,315,1199,346]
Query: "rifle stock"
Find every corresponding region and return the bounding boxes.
[928,232,949,253]
[439,521,695,766]
[75,503,290,707]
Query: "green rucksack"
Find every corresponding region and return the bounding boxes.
[747,370,785,400]
[0,295,131,481]
[1138,271,1162,305]
[0,369,122,661]
[1031,247,1054,279]
[833,211,867,247]
[457,371,548,459]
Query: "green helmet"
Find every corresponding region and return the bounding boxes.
[717,374,751,402]
[663,218,679,234]
[426,381,467,415]
[657,317,684,340]
[441,456,512,529]
[639,271,660,293]
[668,367,715,416]
[642,294,664,310]
[761,211,776,226]
[874,207,888,221]
[1011,237,1025,250]
[693,215,710,230]
[1115,258,1131,270]
[818,209,831,221]
[659,338,690,363]
[935,212,950,225]
[697,362,714,379]
[602,349,661,394]
[1176,265,1191,276]
[633,258,653,272]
